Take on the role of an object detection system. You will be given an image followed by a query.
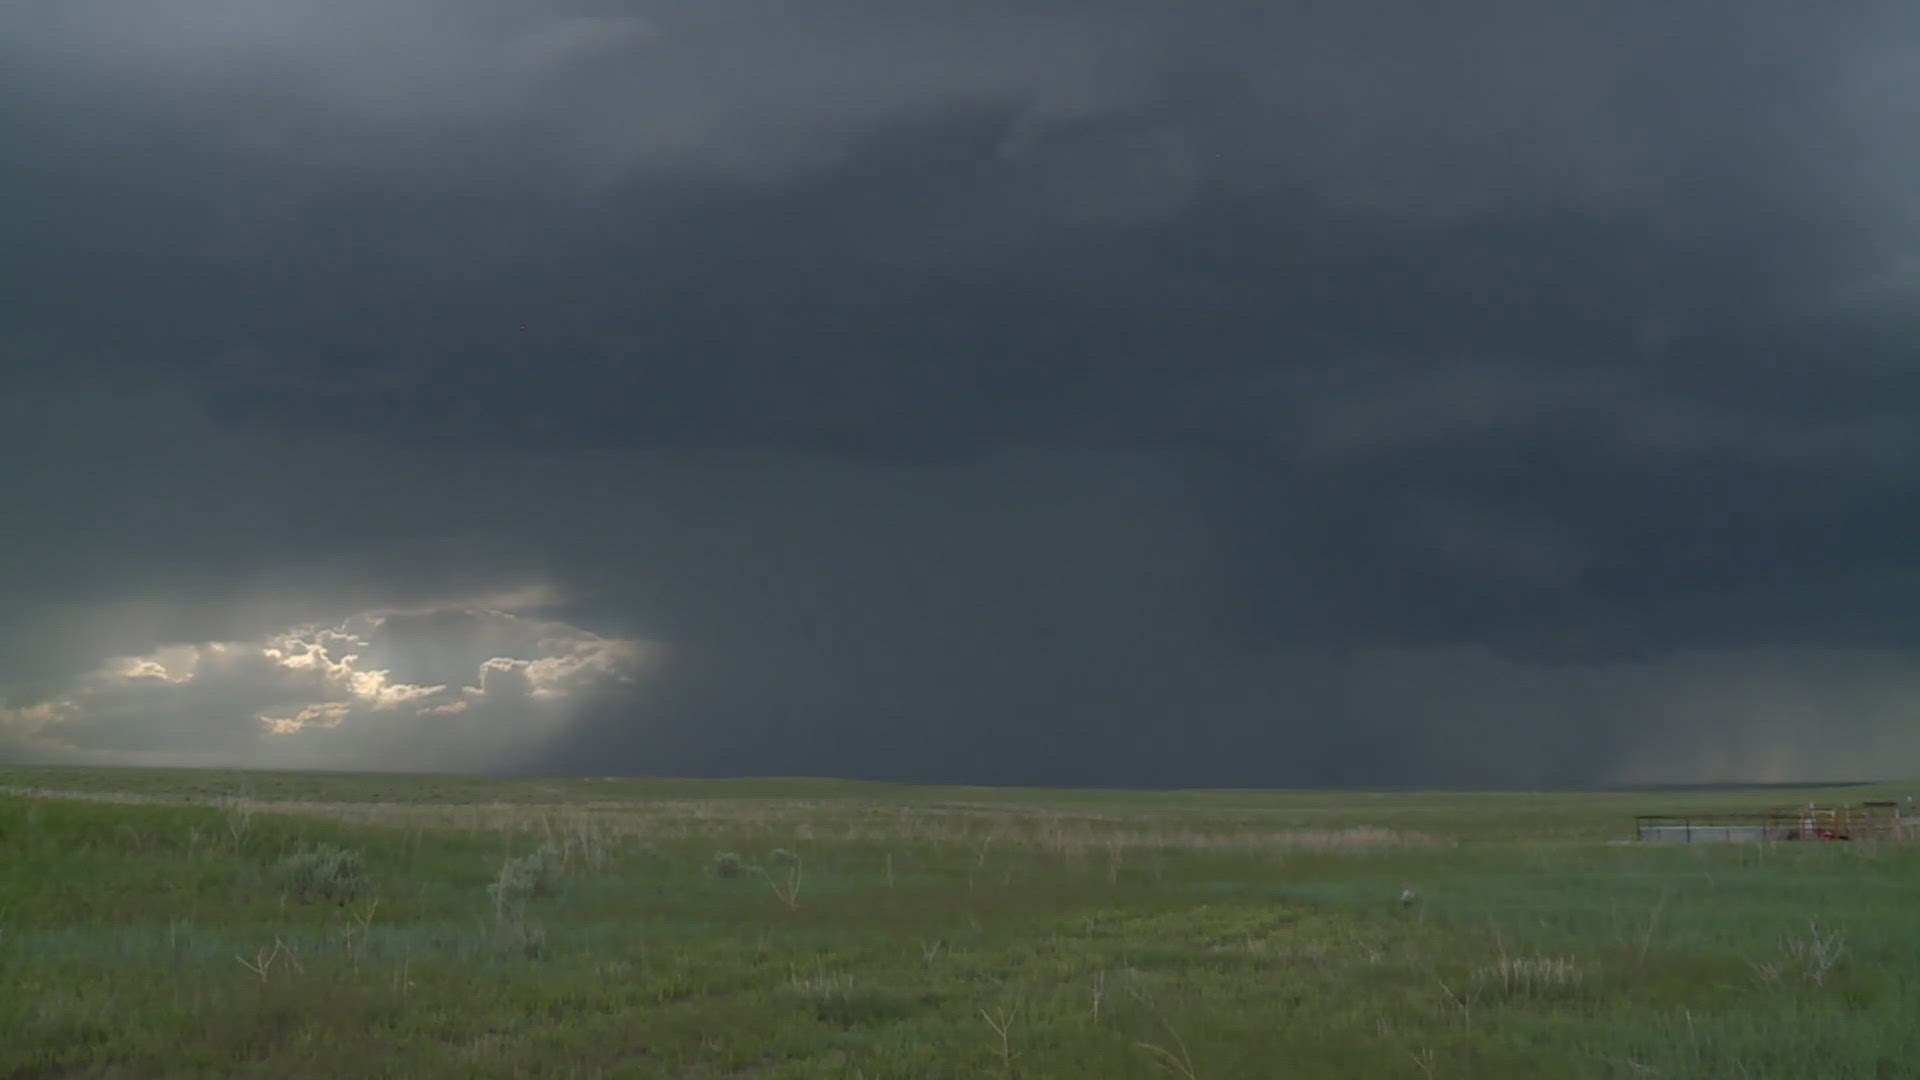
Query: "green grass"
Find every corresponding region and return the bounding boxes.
[2,769,1918,1077]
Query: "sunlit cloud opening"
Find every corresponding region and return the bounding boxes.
[0,589,661,772]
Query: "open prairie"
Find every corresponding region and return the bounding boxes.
[3,768,1918,1078]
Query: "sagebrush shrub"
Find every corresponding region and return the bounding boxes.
[488,844,566,959]
[275,842,369,904]
[491,844,565,910]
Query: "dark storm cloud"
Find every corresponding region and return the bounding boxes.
[3,2,1919,783]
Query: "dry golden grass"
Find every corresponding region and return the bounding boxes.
[0,784,1449,855]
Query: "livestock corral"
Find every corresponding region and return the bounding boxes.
[1636,798,1920,843]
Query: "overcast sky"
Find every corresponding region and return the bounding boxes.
[4,2,1919,786]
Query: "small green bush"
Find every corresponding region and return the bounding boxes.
[275,842,369,904]
[711,851,745,878]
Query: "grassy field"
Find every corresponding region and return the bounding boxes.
[2,768,1917,1078]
